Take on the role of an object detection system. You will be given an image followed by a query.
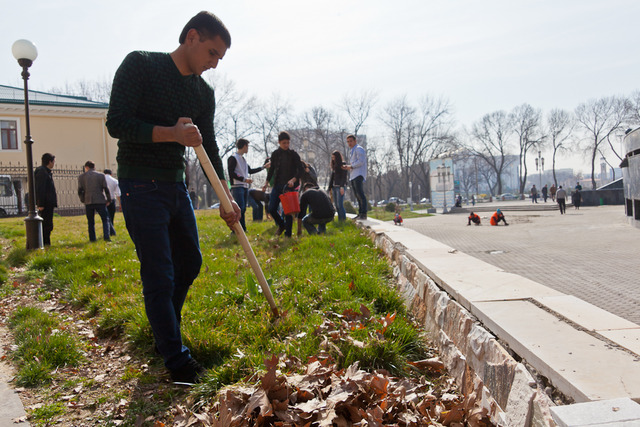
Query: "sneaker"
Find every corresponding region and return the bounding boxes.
[170,358,205,384]
[276,226,285,236]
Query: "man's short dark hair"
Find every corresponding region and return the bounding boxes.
[179,11,231,48]
[84,160,95,169]
[347,134,356,141]
[104,169,112,175]
[278,131,291,142]
[236,138,249,150]
[41,153,55,165]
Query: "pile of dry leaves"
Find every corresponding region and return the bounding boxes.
[172,353,491,426]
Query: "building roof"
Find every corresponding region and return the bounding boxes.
[0,85,108,109]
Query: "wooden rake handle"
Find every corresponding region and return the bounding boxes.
[194,145,279,317]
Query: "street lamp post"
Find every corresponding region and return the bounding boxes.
[534,150,544,190]
[12,39,43,250]
[437,162,451,214]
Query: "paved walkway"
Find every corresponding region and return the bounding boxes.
[403,202,640,325]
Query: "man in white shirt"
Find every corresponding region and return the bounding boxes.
[104,169,121,236]
[343,134,368,220]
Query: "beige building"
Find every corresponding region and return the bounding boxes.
[0,84,117,172]
[0,85,118,215]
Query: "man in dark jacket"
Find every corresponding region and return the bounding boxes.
[78,160,111,242]
[297,183,335,235]
[263,131,302,237]
[34,153,57,246]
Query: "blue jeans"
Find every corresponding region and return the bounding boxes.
[248,189,263,221]
[268,185,294,237]
[302,214,333,234]
[231,186,248,231]
[331,186,346,221]
[85,203,110,241]
[119,179,202,371]
[350,176,367,216]
[107,199,117,236]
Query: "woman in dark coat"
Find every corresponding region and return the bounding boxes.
[328,150,348,221]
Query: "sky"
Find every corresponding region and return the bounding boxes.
[2,0,640,173]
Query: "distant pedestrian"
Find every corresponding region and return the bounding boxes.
[468,212,481,226]
[549,184,557,202]
[34,153,57,246]
[103,169,121,236]
[471,195,476,206]
[490,209,509,226]
[572,189,582,210]
[541,185,548,203]
[78,161,111,242]
[297,183,335,235]
[530,185,538,203]
[556,185,567,214]
[575,182,582,191]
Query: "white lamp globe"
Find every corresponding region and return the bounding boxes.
[12,39,38,62]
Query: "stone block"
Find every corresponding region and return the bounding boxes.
[550,398,640,427]
[504,363,537,426]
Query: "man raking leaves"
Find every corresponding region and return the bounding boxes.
[106,11,243,385]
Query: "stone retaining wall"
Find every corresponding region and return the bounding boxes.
[366,227,556,426]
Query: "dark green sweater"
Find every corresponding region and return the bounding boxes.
[106,51,224,182]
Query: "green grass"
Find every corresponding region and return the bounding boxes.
[0,210,433,401]
[367,204,434,221]
[8,306,84,387]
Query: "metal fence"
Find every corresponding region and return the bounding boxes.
[0,161,85,217]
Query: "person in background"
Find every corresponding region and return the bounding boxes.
[78,161,111,242]
[572,189,582,210]
[34,152,57,246]
[106,11,240,384]
[468,212,481,226]
[549,184,557,202]
[343,134,368,220]
[530,185,538,204]
[103,169,121,236]
[248,188,270,222]
[263,131,302,237]
[541,184,548,203]
[575,182,582,191]
[556,185,567,214]
[299,160,318,189]
[328,150,347,221]
[227,138,270,232]
[490,209,509,226]
[297,183,335,235]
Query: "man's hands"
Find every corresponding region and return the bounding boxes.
[220,200,241,229]
[174,118,202,147]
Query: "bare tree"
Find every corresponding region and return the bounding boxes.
[380,95,455,199]
[575,96,629,189]
[251,93,292,159]
[468,111,514,195]
[510,104,544,195]
[546,109,575,187]
[340,89,378,136]
[206,74,258,159]
[49,78,113,103]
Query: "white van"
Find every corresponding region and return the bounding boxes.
[0,175,19,217]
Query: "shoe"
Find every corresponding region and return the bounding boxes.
[276,226,285,236]
[358,215,367,220]
[170,358,205,384]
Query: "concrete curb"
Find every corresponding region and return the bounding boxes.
[357,216,640,426]
[0,325,29,425]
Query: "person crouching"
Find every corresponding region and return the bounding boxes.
[297,183,335,235]
[468,212,481,226]
[490,209,509,226]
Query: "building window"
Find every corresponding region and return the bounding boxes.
[1,120,19,151]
